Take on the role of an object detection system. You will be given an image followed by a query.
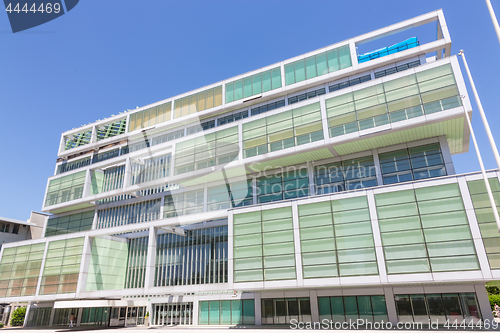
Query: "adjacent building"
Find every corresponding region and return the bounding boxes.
[1,9,499,328]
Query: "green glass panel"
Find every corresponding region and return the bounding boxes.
[470,193,500,209]
[300,225,334,240]
[285,64,295,85]
[418,197,464,215]
[231,301,242,324]
[379,216,421,232]
[415,184,461,201]
[305,56,317,79]
[234,269,263,282]
[327,49,340,72]
[234,245,262,259]
[330,297,345,321]
[209,301,220,324]
[262,230,294,244]
[262,72,272,92]
[318,297,332,320]
[479,222,499,238]
[220,300,231,324]
[271,68,281,89]
[263,242,294,256]
[467,178,500,195]
[242,299,255,324]
[316,54,328,76]
[338,45,352,69]
[333,209,370,224]
[264,267,296,280]
[386,258,430,274]
[484,238,500,253]
[334,221,372,237]
[262,218,293,232]
[233,222,262,236]
[430,255,479,272]
[384,244,427,260]
[263,254,295,269]
[337,248,376,263]
[303,264,338,278]
[332,196,368,211]
[295,61,306,83]
[383,74,417,92]
[336,234,374,250]
[262,207,292,221]
[302,251,336,266]
[301,239,335,253]
[377,202,418,220]
[233,234,262,247]
[416,64,453,83]
[299,213,333,228]
[427,240,476,257]
[420,211,468,229]
[234,257,262,271]
[375,190,415,206]
[234,212,261,225]
[381,229,424,246]
[423,225,472,243]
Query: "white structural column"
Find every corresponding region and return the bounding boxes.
[456,70,500,231]
[227,211,234,290]
[475,283,494,322]
[192,296,199,325]
[372,149,384,185]
[291,201,304,284]
[254,293,262,325]
[76,235,92,298]
[123,157,132,189]
[486,0,500,45]
[459,50,500,171]
[144,226,158,293]
[22,302,31,327]
[35,241,49,297]
[309,290,319,322]
[439,135,455,175]
[383,287,398,325]
[366,191,388,283]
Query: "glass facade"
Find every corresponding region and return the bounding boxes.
[226,68,281,103]
[0,243,44,297]
[395,293,481,323]
[233,207,296,282]
[199,300,254,325]
[97,198,160,229]
[318,295,388,322]
[53,308,80,326]
[45,211,94,236]
[207,180,253,211]
[41,238,84,295]
[129,102,172,132]
[326,64,461,137]
[25,307,52,327]
[467,178,500,268]
[65,129,92,150]
[152,303,193,326]
[261,298,311,324]
[125,236,148,289]
[376,184,479,274]
[314,156,377,194]
[96,119,126,141]
[298,196,378,278]
[45,171,86,207]
[155,225,228,286]
[257,168,309,203]
[174,126,238,175]
[131,154,170,185]
[91,165,125,195]
[379,143,446,185]
[174,86,222,118]
[285,45,351,86]
[80,307,110,326]
[243,102,323,158]
[164,189,204,217]
[86,237,128,291]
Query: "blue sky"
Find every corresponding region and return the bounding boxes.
[2,0,500,221]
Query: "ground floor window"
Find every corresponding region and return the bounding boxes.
[52,308,80,326]
[152,302,193,326]
[318,295,387,323]
[261,298,311,324]
[395,293,481,324]
[199,299,254,325]
[81,307,110,326]
[25,307,51,327]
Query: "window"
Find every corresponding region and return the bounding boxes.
[374,59,420,79]
[318,295,388,323]
[243,103,323,158]
[12,224,19,234]
[285,45,351,86]
[64,129,92,150]
[163,189,204,217]
[257,169,309,203]
[199,300,254,325]
[261,298,311,324]
[288,87,326,105]
[379,143,446,185]
[0,223,10,233]
[207,181,253,211]
[45,171,86,207]
[57,157,92,175]
[250,100,285,116]
[174,86,222,118]
[314,156,377,194]
[395,293,481,324]
[129,102,172,132]
[96,119,126,141]
[90,165,126,194]
[226,68,281,103]
[153,303,193,326]
[131,154,170,185]
[97,199,161,229]
[218,110,249,125]
[329,74,371,92]
[186,120,216,135]
[45,211,94,236]
[375,184,479,274]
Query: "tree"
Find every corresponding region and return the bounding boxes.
[10,306,26,326]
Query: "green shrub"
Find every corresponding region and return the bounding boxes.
[489,294,500,311]
[10,306,26,326]
[0,322,4,328]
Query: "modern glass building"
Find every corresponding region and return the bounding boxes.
[2,9,498,327]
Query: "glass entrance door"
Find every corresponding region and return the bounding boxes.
[109,307,126,327]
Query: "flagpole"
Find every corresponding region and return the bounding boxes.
[486,0,500,44]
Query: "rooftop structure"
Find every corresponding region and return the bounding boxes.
[0,9,498,328]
